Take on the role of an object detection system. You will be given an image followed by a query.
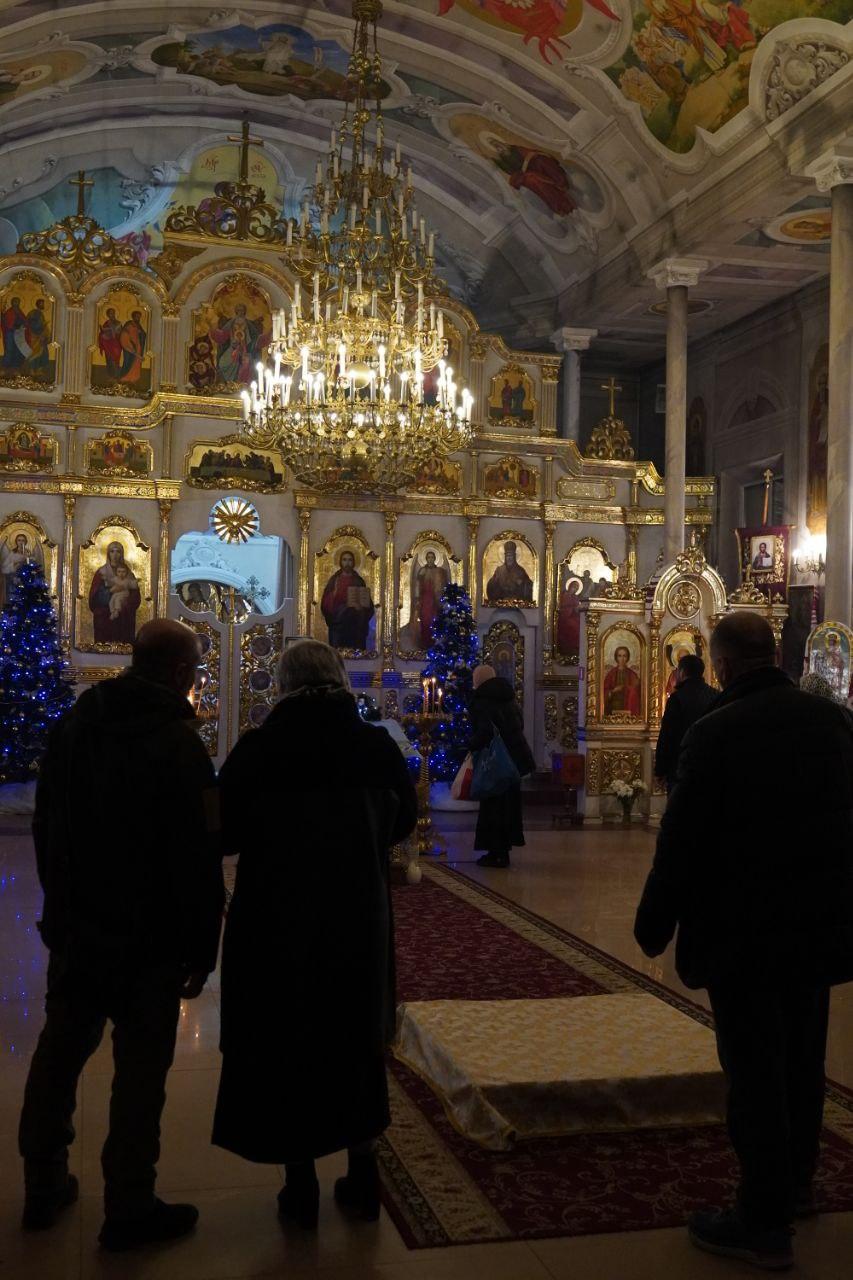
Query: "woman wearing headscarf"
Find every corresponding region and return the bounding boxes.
[468,664,536,868]
[212,640,417,1228]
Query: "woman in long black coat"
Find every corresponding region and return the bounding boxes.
[212,640,417,1226]
[469,664,536,868]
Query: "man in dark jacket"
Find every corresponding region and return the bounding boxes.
[19,620,223,1252]
[654,653,717,793]
[635,612,853,1270]
[469,664,536,868]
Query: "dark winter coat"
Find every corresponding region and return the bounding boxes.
[654,676,718,793]
[635,666,853,990]
[33,674,223,974]
[468,676,535,855]
[212,687,418,1163]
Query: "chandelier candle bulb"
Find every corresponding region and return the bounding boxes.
[428,231,434,258]
[375,206,382,235]
[286,220,293,247]
[315,161,323,187]
[349,204,356,231]
[325,301,331,323]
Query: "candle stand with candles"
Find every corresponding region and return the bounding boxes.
[403,678,449,859]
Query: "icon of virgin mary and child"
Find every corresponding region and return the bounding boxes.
[88,541,141,644]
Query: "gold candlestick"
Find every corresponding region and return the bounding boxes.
[403,708,449,858]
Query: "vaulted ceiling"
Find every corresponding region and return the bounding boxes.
[0,1,850,360]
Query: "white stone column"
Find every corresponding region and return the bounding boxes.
[551,327,597,443]
[806,150,853,623]
[647,258,707,562]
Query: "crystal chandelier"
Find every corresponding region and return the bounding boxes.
[239,0,473,494]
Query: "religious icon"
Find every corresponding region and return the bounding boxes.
[0,524,44,608]
[483,536,537,607]
[663,629,704,700]
[483,455,539,500]
[555,575,582,662]
[483,620,524,706]
[410,456,461,495]
[806,344,828,536]
[487,364,535,424]
[807,624,852,703]
[601,628,643,721]
[320,550,375,651]
[86,431,152,478]
[187,277,272,392]
[90,288,153,398]
[554,540,616,662]
[76,521,152,652]
[0,424,58,473]
[178,580,214,613]
[750,535,777,573]
[0,274,58,388]
[186,437,285,494]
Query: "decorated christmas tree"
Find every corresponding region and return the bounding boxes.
[0,559,74,786]
[421,583,480,781]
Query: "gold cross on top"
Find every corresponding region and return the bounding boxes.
[601,375,622,417]
[69,170,94,218]
[227,119,264,183]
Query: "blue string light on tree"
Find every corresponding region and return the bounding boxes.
[0,559,74,786]
[417,583,479,782]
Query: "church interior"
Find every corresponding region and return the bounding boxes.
[0,0,852,1275]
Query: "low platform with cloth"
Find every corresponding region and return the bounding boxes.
[394,993,725,1150]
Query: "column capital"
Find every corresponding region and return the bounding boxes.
[647,257,709,290]
[803,146,853,193]
[551,326,597,354]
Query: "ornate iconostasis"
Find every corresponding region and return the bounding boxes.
[0,142,722,814]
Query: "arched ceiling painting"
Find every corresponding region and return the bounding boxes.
[0,1,850,360]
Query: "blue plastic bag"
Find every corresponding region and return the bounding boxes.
[470,729,520,800]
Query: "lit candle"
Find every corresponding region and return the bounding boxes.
[437,310,443,338]
[241,388,250,420]
[406,165,413,188]
[420,218,426,246]
[428,231,434,258]
[422,678,429,709]
[356,267,362,294]
[339,343,347,377]
[437,686,443,710]
[294,282,301,313]
[430,302,436,330]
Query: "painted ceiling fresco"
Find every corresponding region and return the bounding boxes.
[0,1,849,348]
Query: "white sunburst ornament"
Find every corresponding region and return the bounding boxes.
[210,497,260,545]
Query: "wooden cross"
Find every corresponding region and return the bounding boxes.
[601,375,622,417]
[227,119,264,183]
[69,169,93,217]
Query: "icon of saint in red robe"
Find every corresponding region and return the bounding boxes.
[603,645,642,717]
[321,550,374,650]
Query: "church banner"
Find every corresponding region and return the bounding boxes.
[735,526,792,600]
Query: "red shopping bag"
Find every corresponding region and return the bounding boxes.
[450,753,474,800]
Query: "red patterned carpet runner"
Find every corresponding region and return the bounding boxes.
[379,864,853,1248]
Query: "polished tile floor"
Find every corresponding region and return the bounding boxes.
[2,815,853,1279]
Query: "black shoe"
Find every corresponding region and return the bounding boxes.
[688,1209,794,1271]
[476,853,509,868]
[22,1174,79,1231]
[794,1186,818,1219]
[277,1178,319,1230]
[98,1199,199,1252]
[334,1153,381,1222]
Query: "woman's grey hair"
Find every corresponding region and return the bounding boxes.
[276,639,349,696]
[800,672,841,703]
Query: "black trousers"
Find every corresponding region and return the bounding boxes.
[708,982,830,1230]
[19,950,182,1220]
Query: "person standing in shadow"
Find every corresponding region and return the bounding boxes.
[635,612,853,1271]
[19,620,223,1252]
[469,664,536,869]
[212,640,417,1228]
[654,653,717,794]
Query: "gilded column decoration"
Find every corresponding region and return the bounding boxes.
[584,609,600,728]
[157,499,173,617]
[65,424,77,476]
[63,300,85,396]
[183,620,220,758]
[625,524,639,585]
[468,451,478,498]
[468,338,487,408]
[161,302,181,390]
[161,413,174,479]
[466,515,480,618]
[382,509,397,671]
[540,364,560,436]
[585,748,601,796]
[601,749,643,791]
[60,495,75,643]
[544,694,558,743]
[561,694,579,750]
[649,611,663,731]
[297,507,311,637]
[543,455,554,502]
[384,689,399,720]
[240,619,284,735]
[543,520,556,676]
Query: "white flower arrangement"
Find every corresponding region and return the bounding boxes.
[610,778,647,799]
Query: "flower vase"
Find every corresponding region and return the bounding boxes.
[620,797,634,827]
